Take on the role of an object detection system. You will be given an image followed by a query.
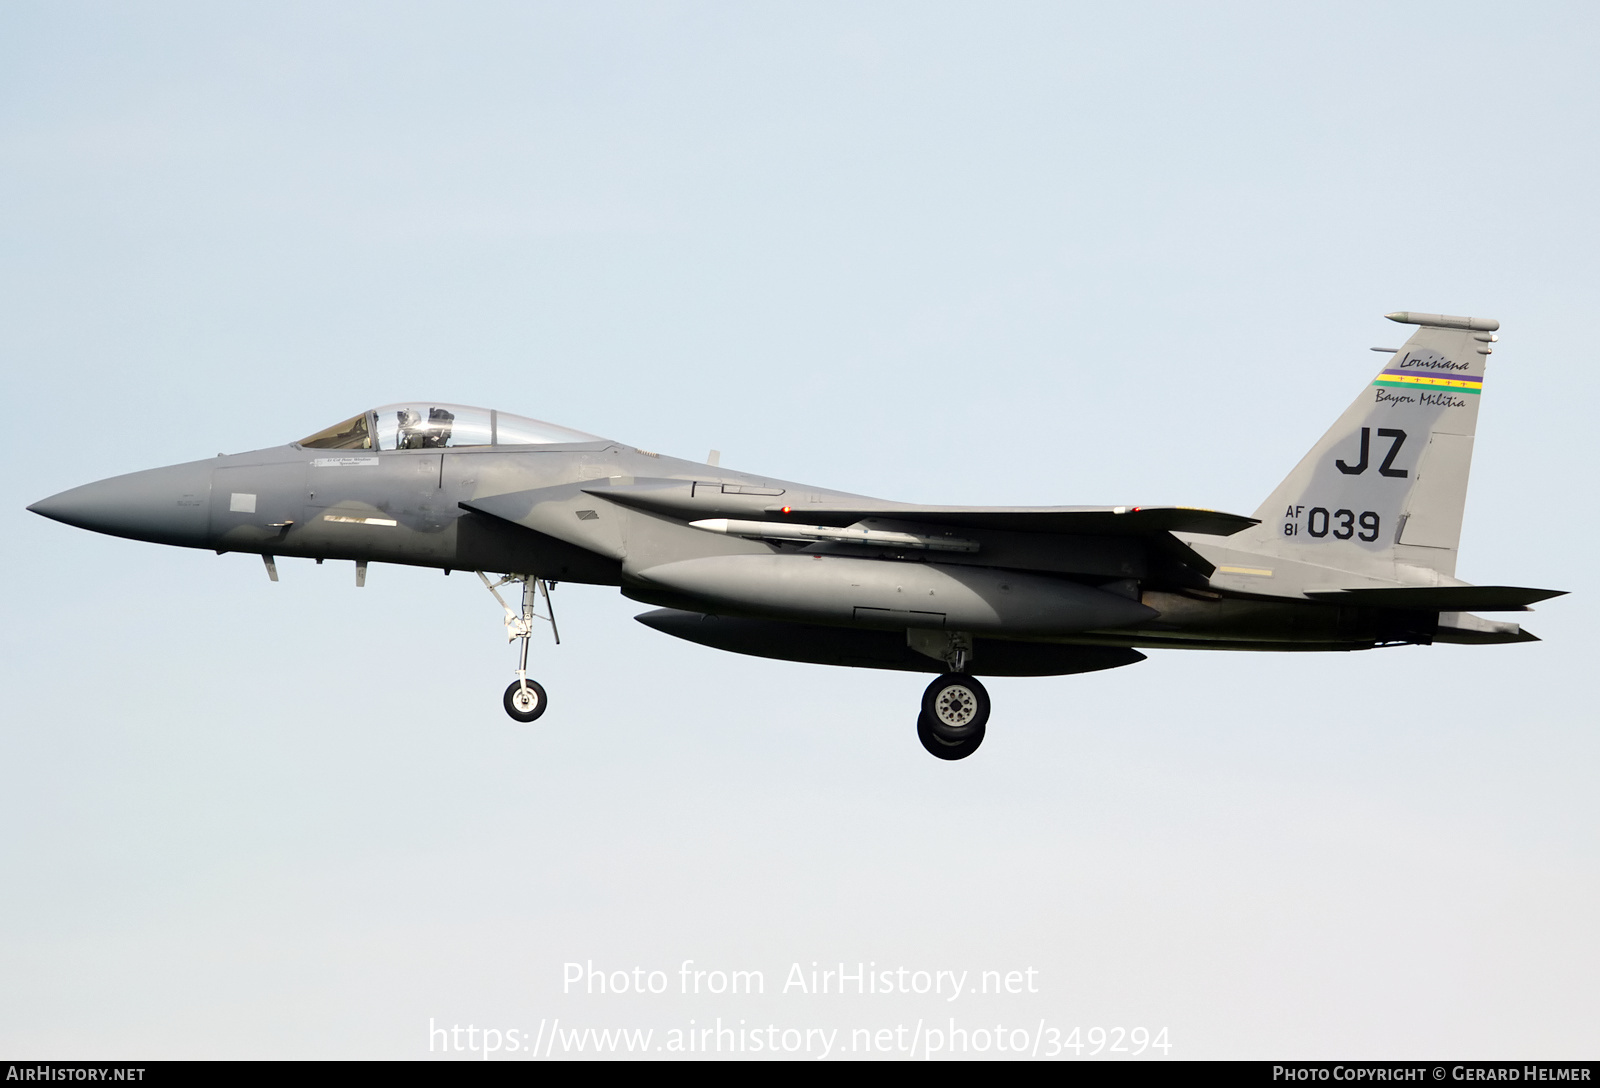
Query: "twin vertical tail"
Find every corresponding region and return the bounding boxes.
[1240,311,1498,581]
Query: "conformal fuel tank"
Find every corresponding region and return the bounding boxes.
[625,553,1156,635]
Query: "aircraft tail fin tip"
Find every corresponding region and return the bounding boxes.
[1386,311,1500,332]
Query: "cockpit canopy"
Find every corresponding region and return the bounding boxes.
[298,403,602,451]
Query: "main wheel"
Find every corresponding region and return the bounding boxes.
[921,673,990,741]
[917,712,985,760]
[502,679,549,723]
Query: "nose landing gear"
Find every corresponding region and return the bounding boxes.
[504,677,548,723]
[478,571,559,723]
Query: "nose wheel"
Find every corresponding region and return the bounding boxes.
[917,673,990,759]
[504,678,549,722]
[478,571,560,723]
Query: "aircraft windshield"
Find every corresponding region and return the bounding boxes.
[299,413,371,450]
[298,404,601,450]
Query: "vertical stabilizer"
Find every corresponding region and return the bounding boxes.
[1235,312,1498,581]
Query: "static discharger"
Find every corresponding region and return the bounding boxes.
[690,517,980,553]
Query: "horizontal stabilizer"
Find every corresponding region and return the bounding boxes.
[1306,585,1566,611]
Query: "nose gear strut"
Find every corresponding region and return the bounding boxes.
[477,571,560,722]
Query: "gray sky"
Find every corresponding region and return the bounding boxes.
[2,1,1595,1060]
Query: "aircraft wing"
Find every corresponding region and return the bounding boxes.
[1305,586,1567,611]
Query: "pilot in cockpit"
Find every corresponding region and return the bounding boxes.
[424,407,455,448]
[396,407,455,449]
[396,408,425,449]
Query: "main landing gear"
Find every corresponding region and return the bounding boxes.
[913,633,989,760]
[918,674,990,759]
[478,572,559,723]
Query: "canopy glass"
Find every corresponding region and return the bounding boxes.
[299,404,602,450]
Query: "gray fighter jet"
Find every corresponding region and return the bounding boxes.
[29,311,1564,759]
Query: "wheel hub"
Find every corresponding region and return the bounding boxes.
[934,684,978,727]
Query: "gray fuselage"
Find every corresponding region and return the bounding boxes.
[30,434,1475,678]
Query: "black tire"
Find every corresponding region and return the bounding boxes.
[503,679,549,723]
[917,712,985,760]
[920,673,990,742]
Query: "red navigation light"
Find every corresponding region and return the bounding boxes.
[781,506,792,514]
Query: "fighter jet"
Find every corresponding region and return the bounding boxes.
[29,311,1564,759]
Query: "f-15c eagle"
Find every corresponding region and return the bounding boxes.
[30,310,1563,759]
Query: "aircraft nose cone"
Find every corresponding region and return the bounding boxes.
[29,459,215,547]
